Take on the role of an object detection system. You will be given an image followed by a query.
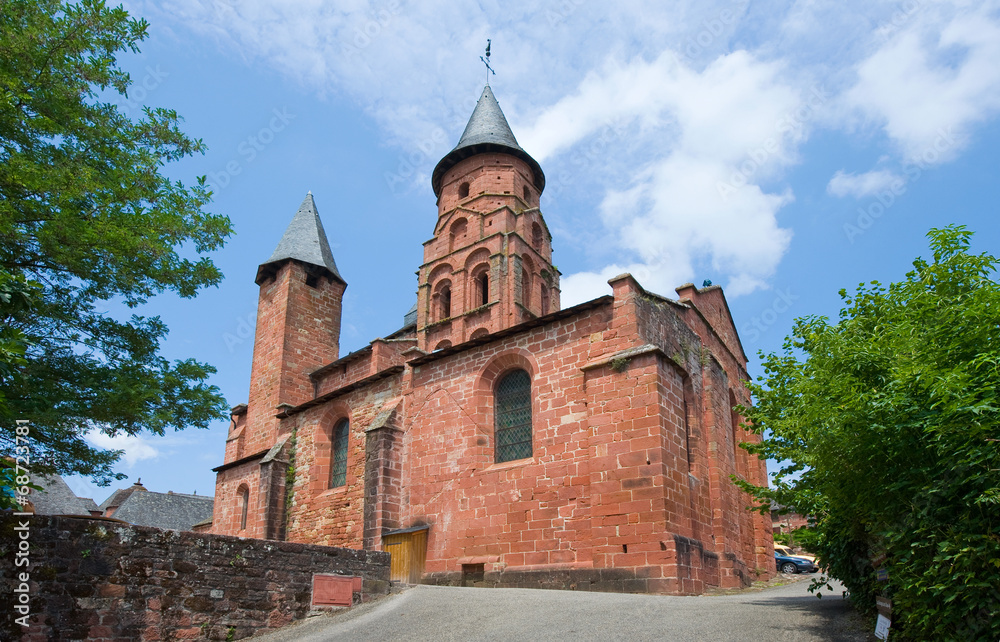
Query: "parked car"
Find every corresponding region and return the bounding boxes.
[775,551,818,574]
[774,544,816,563]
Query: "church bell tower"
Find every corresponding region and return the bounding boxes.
[417,85,560,351]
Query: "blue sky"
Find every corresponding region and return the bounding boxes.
[66,0,1000,504]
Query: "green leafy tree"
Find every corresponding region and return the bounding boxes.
[737,226,1000,640]
[0,0,232,487]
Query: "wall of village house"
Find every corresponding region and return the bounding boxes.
[284,375,403,549]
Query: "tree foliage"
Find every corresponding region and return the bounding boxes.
[737,226,1000,640]
[0,0,232,485]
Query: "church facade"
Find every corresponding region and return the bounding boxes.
[208,86,775,594]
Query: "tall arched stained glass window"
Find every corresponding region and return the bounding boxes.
[495,369,532,463]
[331,419,349,487]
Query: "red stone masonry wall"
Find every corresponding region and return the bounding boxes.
[285,375,404,549]
[276,272,769,594]
[417,153,560,350]
[402,306,609,579]
[212,463,262,539]
[243,261,344,458]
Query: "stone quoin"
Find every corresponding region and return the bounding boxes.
[207,84,775,594]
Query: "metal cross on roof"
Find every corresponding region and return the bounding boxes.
[480,39,495,85]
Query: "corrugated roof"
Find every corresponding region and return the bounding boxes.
[111,491,214,531]
[256,192,343,284]
[431,85,545,196]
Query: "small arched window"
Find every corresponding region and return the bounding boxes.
[477,271,489,306]
[541,284,550,316]
[331,418,349,488]
[520,258,533,308]
[238,485,249,531]
[531,222,543,250]
[440,285,452,319]
[459,182,470,198]
[495,369,533,463]
[523,185,531,203]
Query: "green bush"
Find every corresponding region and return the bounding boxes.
[736,227,1000,640]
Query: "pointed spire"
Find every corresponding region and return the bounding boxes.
[256,193,344,285]
[431,85,545,197]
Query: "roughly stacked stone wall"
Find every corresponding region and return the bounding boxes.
[1,515,389,641]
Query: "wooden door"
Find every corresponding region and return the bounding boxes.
[382,527,428,584]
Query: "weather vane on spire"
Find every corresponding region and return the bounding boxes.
[480,39,495,85]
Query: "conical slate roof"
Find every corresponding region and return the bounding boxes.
[256,193,344,285]
[431,85,545,197]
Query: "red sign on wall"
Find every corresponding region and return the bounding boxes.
[312,574,359,607]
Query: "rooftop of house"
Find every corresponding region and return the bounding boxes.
[28,474,98,516]
[110,489,214,531]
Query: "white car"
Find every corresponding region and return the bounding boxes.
[774,544,816,563]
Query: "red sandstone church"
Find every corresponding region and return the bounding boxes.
[207,85,775,593]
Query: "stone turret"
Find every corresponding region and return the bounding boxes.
[242,193,347,456]
[417,86,560,351]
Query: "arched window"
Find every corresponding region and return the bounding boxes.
[238,485,249,531]
[459,182,470,198]
[477,271,489,306]
[541,284,550,316]
[523,185,531,203]
[520,257,533,308]
[331,418,349,487]
[440,284,452,319]
[495,369,532,463]
[531,222,543,250]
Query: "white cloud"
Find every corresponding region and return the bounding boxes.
[844,3,1000,164]
[827,169,905,198]
[86,432,160,467]
[532,51,801,303]
[131,0,1000,304]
